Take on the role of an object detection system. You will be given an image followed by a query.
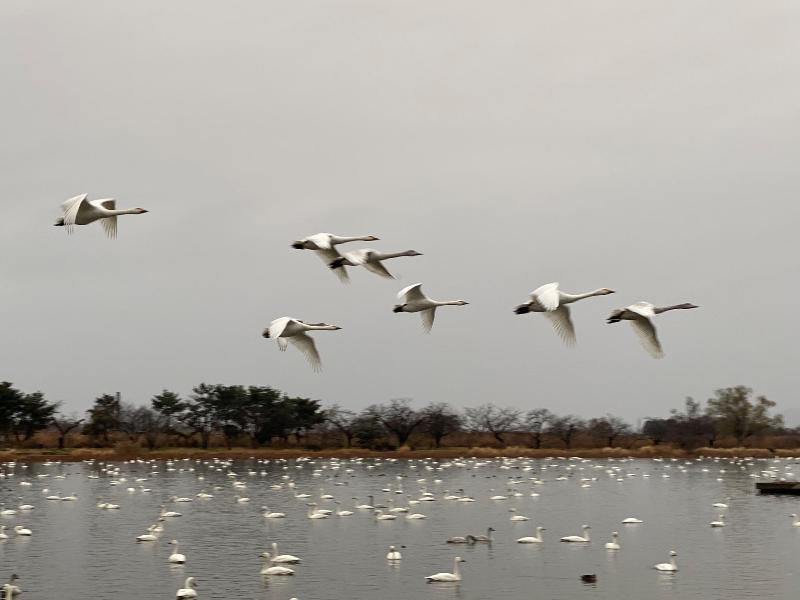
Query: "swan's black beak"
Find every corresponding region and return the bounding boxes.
[514,305,530,315]
[291,241,304,249]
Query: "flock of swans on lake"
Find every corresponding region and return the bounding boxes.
[54,195,700,371]
[3,454,799,599]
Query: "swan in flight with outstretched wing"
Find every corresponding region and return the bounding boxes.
[291,233,379,283]
[393,283,468,332]
[329,249,422,279]
[55,194,148,238]
[514,283,614,346]
[263,317,341,372]
[607,302,698,358]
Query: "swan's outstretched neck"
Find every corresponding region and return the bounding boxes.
[332,235,379,244]
[562,288,615,302]
[654,303,699,314]
[436,300,469,307]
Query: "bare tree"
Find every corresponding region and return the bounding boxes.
[523,408,552,449]
[51,413,84,450]
[324,404,361,448]
[548,415,585,449]
[587,414,631,447]
[364,399,427,447]
[464,404,521,446]
[420,402,462,447]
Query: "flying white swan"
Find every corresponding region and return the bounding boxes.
[514,283,615,346]
[291,233,379,283]
[605,531,620,550]
[263,317,341,372]
[516,526,545,543]
[386,545,403,560]
[393,283,468,332]
[55,194,148,238]
[270,542,301,563]
[560,525,591,542]
[607,302,699,358]
[260,553,295,575]
[168,540,186,564]
[176,577,197,599]
[426,557,465,582]
[654,550,678,572]
[329,249,423,279]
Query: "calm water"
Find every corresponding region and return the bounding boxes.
[1,456,799,600]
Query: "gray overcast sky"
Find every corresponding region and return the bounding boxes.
[1,1,798,424]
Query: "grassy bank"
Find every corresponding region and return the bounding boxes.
[1,445,797,463]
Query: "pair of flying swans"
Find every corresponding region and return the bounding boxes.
[514,282,698,357]
[263,317,341,372]
[55,194,148,238]
[394,283,469,332]
[514,282,615,346]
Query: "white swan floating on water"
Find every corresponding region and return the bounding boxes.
[176,577,197,599]
[426,557,465,582]
[517,526,545,544]
[560,525,591,543]
[654,550,678,572]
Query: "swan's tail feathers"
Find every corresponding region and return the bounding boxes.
[514,304,531,315]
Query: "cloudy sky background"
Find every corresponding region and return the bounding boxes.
[1,1,798,424]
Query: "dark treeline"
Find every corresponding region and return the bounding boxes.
[0,382,794,452]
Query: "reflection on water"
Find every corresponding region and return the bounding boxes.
[1,457,799,599]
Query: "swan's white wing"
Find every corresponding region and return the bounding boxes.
[289,332,322,372]
[61,194,88,232]
[268,317,292,340]
[95,199,117,239]
[628,302,656,318]
[629,317,664,358]
[315,248,349,283]
[342,249,370,265]
[544,305,576,347]
[398,283,426,302]
[362,257,394,279]
[306,233,332,249]
[420,307,436,333]
[531,282,560,311]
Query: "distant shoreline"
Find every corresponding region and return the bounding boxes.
[0,445,795,463]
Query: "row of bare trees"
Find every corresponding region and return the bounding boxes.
[0,382,789,451]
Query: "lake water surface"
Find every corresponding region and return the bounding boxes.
[1,456,799,599]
